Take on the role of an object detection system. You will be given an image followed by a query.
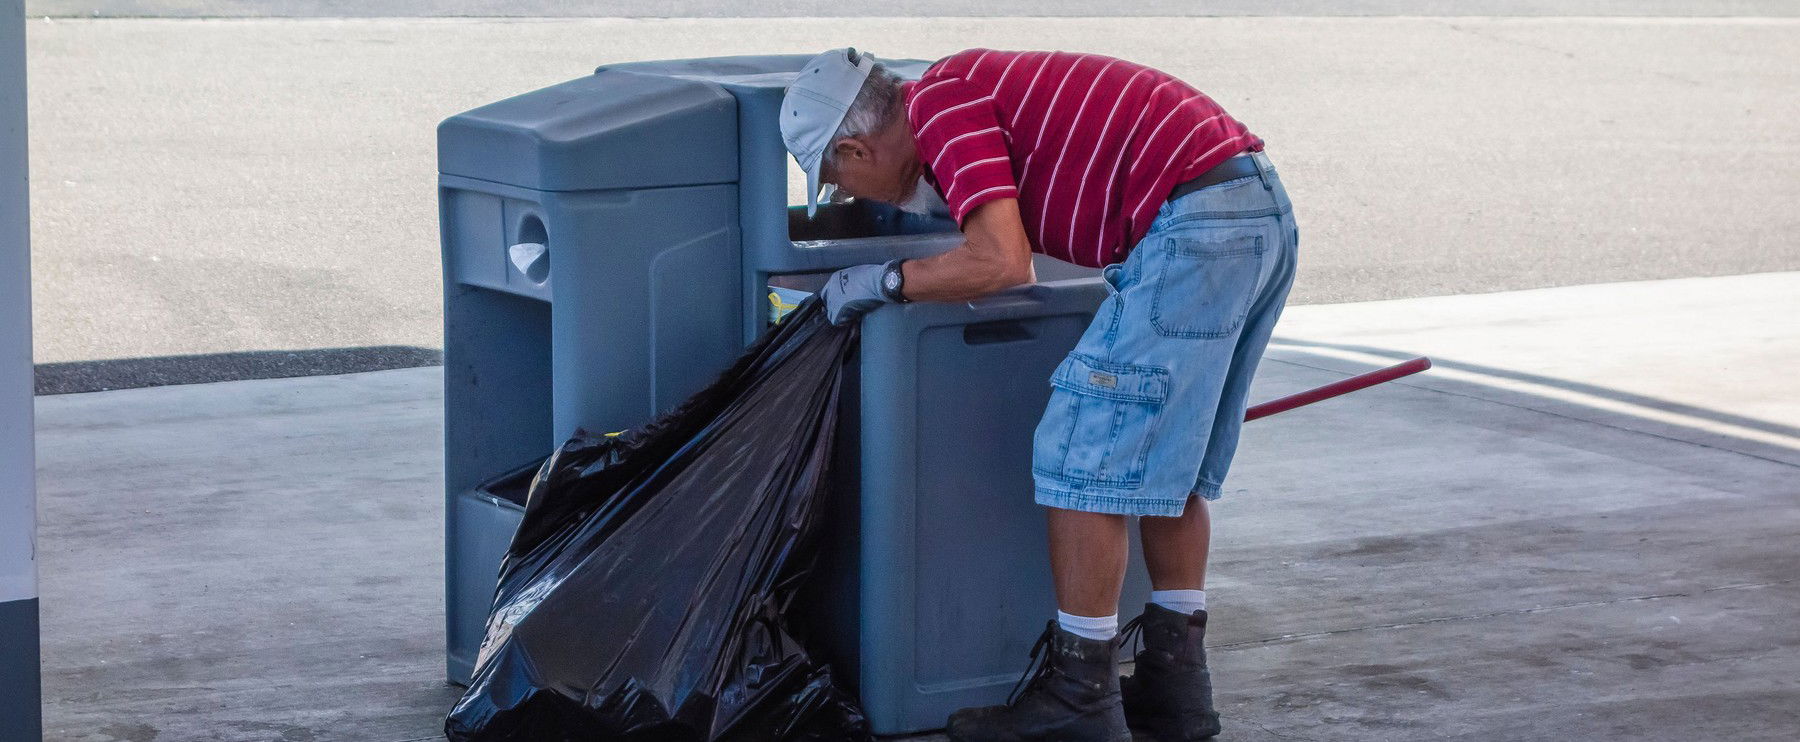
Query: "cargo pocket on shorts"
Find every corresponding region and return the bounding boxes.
[1032,353,1170,488]
[1150,228,1266,339]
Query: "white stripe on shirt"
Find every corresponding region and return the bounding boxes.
[1040,59,1121,249]
[1126,131,1249,221]
[928,126,1005,171]
[1068,67,1153,259]
[1018,56,1089,232]
[911,77,960,103]
[916,96,996,139]
[953,185,1019,217]
[966,50,993,78]
[953,155,1012,179]
[1129,110,1221,175]
[1008,53,1055,129]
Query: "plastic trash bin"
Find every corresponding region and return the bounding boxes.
[797,256,1155,734]
[438,56,1153,734]
[438,53,957,687]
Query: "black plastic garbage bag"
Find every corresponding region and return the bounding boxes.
[446,299,869,742]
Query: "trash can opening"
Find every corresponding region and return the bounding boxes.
[767,274,830,325]
[788,199,958,243]
[509,214,550,285]
[476,458,541,509]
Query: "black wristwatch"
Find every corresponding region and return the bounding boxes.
[880,259,911,303]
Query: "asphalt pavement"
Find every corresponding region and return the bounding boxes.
[24,15,1800,390]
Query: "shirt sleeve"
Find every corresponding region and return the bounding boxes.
[906,74,1018,224]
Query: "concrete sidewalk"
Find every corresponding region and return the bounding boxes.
[33,273,1800,741]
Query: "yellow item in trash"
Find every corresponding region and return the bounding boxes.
[768,286,812,325]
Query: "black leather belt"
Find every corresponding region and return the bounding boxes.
[1168,152,1261,203]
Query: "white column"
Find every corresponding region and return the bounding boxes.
[1,0,41,738]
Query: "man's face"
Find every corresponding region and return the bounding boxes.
[819,124,924,208]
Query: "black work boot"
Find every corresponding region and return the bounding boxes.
[945,621,1132,742]
[1119,604,1221,741]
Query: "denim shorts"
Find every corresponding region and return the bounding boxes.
[1032,151,1298,517]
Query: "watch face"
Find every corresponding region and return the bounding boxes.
[884,271,901,291]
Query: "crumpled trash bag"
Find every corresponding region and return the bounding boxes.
[446,299,870,742]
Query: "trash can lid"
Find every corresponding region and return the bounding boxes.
[437,55,933,193]
[437,67,738,192]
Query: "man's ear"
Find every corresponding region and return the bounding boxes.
[832,137,870,164]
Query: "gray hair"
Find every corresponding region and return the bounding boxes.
[823,61,905,170]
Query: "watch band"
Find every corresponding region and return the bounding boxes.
[880,259,911,303]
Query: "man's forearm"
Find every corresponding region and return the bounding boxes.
[899,240,1035,302]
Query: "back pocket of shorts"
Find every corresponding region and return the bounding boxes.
[1032,354,1170,488]
[1150,229,1265,339]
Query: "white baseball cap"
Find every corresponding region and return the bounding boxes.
[781,48,878,216]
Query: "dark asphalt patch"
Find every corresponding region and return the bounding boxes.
[34,346,444,395]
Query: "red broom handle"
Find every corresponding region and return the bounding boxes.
[1244,357,1432,422]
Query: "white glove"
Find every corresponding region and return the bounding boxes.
[818,261,902,325]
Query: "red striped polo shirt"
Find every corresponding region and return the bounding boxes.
[903,49,1263,268]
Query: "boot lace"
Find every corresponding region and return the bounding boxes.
[1004,622,1059,706]
[1119,613,1147,658]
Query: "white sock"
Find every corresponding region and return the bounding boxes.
[1151,589,1207,615]
[1057,610,1119,641]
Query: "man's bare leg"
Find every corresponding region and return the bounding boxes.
[1125,495,1222,739]
[1140,495,1210,591]
[1046,507,1130,617]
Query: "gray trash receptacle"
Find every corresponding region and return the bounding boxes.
[438,55,1152,734]
[807,259,1158,734]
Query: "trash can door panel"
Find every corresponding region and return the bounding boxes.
[651,225,743,413]
[446,491,524,686]
[547,184,741,439]
[854,285,1154,735]
[911,318,1086,687]
[442,188,506,291]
